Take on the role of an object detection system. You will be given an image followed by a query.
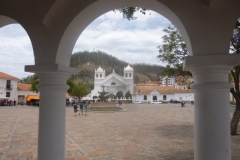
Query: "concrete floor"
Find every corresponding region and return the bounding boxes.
[0,104,239,160]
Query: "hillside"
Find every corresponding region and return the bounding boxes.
[69,51,165,88]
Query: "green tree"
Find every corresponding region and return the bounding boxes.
[157,24,190,76]
[71,85,89,102]
[125,91,132,99]
[67,78,75,94]
[230,17,240,135]
[31,75,39,92]
[108,93,115,99]
[116,7,148,21]
[116,91,123,99]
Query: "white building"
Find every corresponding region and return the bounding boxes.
[0,72,19,101]
[91,65,134,98]
[17,83,39,104]
[132,85,194,102]
[162,76,175,86]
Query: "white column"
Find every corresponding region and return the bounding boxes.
[183,54,240,160]
[37,72,69,160]
[191,65,232,160]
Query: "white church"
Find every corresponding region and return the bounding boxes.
[90,65,134,98]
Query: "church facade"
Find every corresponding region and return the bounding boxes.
[90,65,134,98]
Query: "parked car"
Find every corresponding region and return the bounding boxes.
[27,99,39,106]
[159,100,168,104]
[134,101,143,104]
[170,99,180,103]
[151,101,162,104]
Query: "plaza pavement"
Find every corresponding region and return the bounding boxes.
[0,104,240,160]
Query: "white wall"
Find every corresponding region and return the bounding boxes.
[0,78,18,101]
[174,93,194,101]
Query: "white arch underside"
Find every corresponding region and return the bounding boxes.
[0,15,17,28]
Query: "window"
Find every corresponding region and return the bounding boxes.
[100,74,102,78]
[96,74,98,78]
[129,73,132,77]
[163,95,167,100]
[144,95,147,100]
[6,80,11,89]
[125,73,128,77]
[6,92,10,97]
[111,82,116,85]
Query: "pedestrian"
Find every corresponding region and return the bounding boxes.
[73,103,78,116]
[13,99,16,106]
[79,101,84,115]
[84,101,89,116]
[181,100,185,107]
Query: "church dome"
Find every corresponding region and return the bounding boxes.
[124,65,133,71]
[96,66,104,72]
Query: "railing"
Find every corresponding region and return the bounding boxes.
[6,85,12,90]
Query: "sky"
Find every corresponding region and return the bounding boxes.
[0,10,171,79]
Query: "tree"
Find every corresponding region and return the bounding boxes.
[116,91,123,99]
[125,91,132,99]
[70,85,89,102]
[157,24,191,76]
[230,17,240,135]
[115,7,148,21]
[67,78,75,94]
[31,75,39,92]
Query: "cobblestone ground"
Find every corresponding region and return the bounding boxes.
[0,104,239,160]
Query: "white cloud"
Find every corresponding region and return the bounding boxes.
[0,10,171,79]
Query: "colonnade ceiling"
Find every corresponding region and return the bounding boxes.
[1,0,240,67]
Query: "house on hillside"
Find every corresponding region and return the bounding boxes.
[0,72,19,101]
[91,65,134,99]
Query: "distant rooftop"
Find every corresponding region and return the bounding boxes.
[0,72,19,80]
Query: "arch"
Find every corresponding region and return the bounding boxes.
[0,15,17,28]
[125,73,128,77]
[0,15,34,76]
[96,74,98,78]
[129,73,132,77]
[153,96,157,101]
[56,0,192,66]
[144,95,147,100]
[100,74,102,78]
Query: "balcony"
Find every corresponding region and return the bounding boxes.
[6,85,12,90]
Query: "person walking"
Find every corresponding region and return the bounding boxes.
[181,100,185,107]
[79,101,84,115]
[84,101,89,116]
[73,103,78,116]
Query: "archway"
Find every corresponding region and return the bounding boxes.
[152,95,157,101]
[144,95,147,100]
[0,15,34,103]
[55,0,191,66]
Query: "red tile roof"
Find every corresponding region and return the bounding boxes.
[133,85,193,95]
[17,83,32,91]
[0,72,19,80]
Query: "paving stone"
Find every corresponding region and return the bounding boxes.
[0,104,239,159]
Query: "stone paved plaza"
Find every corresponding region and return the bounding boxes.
[0,104,240,160]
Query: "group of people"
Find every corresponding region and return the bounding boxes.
[73,101,90,116]
[0,99,16,106]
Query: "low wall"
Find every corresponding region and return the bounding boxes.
[90,102,117,107]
